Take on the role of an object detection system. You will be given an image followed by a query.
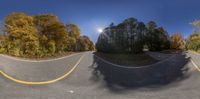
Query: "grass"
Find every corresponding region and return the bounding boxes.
[94,52,158,67]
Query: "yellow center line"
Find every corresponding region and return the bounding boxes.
[190,59,200,72]
[0,54,84,85]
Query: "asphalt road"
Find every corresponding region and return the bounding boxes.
[0,51,200,99]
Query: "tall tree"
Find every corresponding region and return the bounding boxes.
[146,21,170,51]
[78,35,94,51]
[66,23,80,39]
[170,33,185,50]
[4,12,39,56]
[96,17,146,53]
[33,14,69,53]
[66,23,81,51]
[146,21,157,51]
[186,33,200,51]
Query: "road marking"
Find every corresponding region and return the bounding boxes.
[94,53,177,69]
[0,54,84,85]
[190,59,200,72]
[0,52,82,62]
[67,90,74,94]
[189,50,200,55]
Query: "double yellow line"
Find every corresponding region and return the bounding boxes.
[0,55,84,85]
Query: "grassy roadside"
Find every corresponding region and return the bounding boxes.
[93,52,158,67]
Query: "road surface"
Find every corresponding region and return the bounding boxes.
[0,51,200,99]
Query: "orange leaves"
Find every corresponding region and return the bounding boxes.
[170,33,185,50]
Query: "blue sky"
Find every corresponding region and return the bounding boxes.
[0,0,199,43]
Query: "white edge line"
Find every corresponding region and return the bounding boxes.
[188,51,200,72]
[0,52,84,62]
[191,59,200,72]
[93,53,178,69]
[189,50,200,55]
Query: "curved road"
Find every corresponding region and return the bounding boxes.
[0,51,200,99]
[0,53,84,82]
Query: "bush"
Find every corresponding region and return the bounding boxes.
[187,40,200,51]
[170,33,185,50]
[47,40,56,55]
[186,33,200,52]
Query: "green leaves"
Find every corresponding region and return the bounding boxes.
[96,18,170,53]
[186,33,200,51]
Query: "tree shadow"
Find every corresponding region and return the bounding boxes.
[90,52,190,92]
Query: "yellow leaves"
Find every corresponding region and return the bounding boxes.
[66,23,80,39]
[33,14,59,27]
[5,12,34,28]
[77,36,94,51]
[1,12,94,57]
[170,33,185,50]
[186,33,200,51]
[3,12,39,56]
[40,35,48,42]
[189,33,200,41]
[47,40,56,54]
[4,12,37,40]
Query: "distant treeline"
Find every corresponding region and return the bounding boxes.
[0,12,95,57]
[96,18,171,53]
[96,18,200,53]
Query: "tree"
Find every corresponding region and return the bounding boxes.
[186,20,200,52]
[4,12,39,56]
[156,27,170,49]
[170,33,185,50]
[145,21,170,51]
[66,23,80,39]
[0,12,98,57]
[0,36,9,53]
[66,23,81,51]
[147,21,157,30]
[78,35,94,51]
[186,33,200,51]
[146,21,157,51]
[96,18,171,53]
[47,40,56,55]
[33,14,69,53]
[96,18,146,53]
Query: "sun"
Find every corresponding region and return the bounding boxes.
[97,28,103,33]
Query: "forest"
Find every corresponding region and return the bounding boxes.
[96,18,200,53]
[0,12,95,57]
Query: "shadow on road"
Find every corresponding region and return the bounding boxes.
[90,52,190,91]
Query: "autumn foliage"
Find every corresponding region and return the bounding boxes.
[186,33,200,52]
[170,33,185,50]
[0,12,94,57]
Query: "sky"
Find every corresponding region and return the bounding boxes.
[0,0,199,43]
